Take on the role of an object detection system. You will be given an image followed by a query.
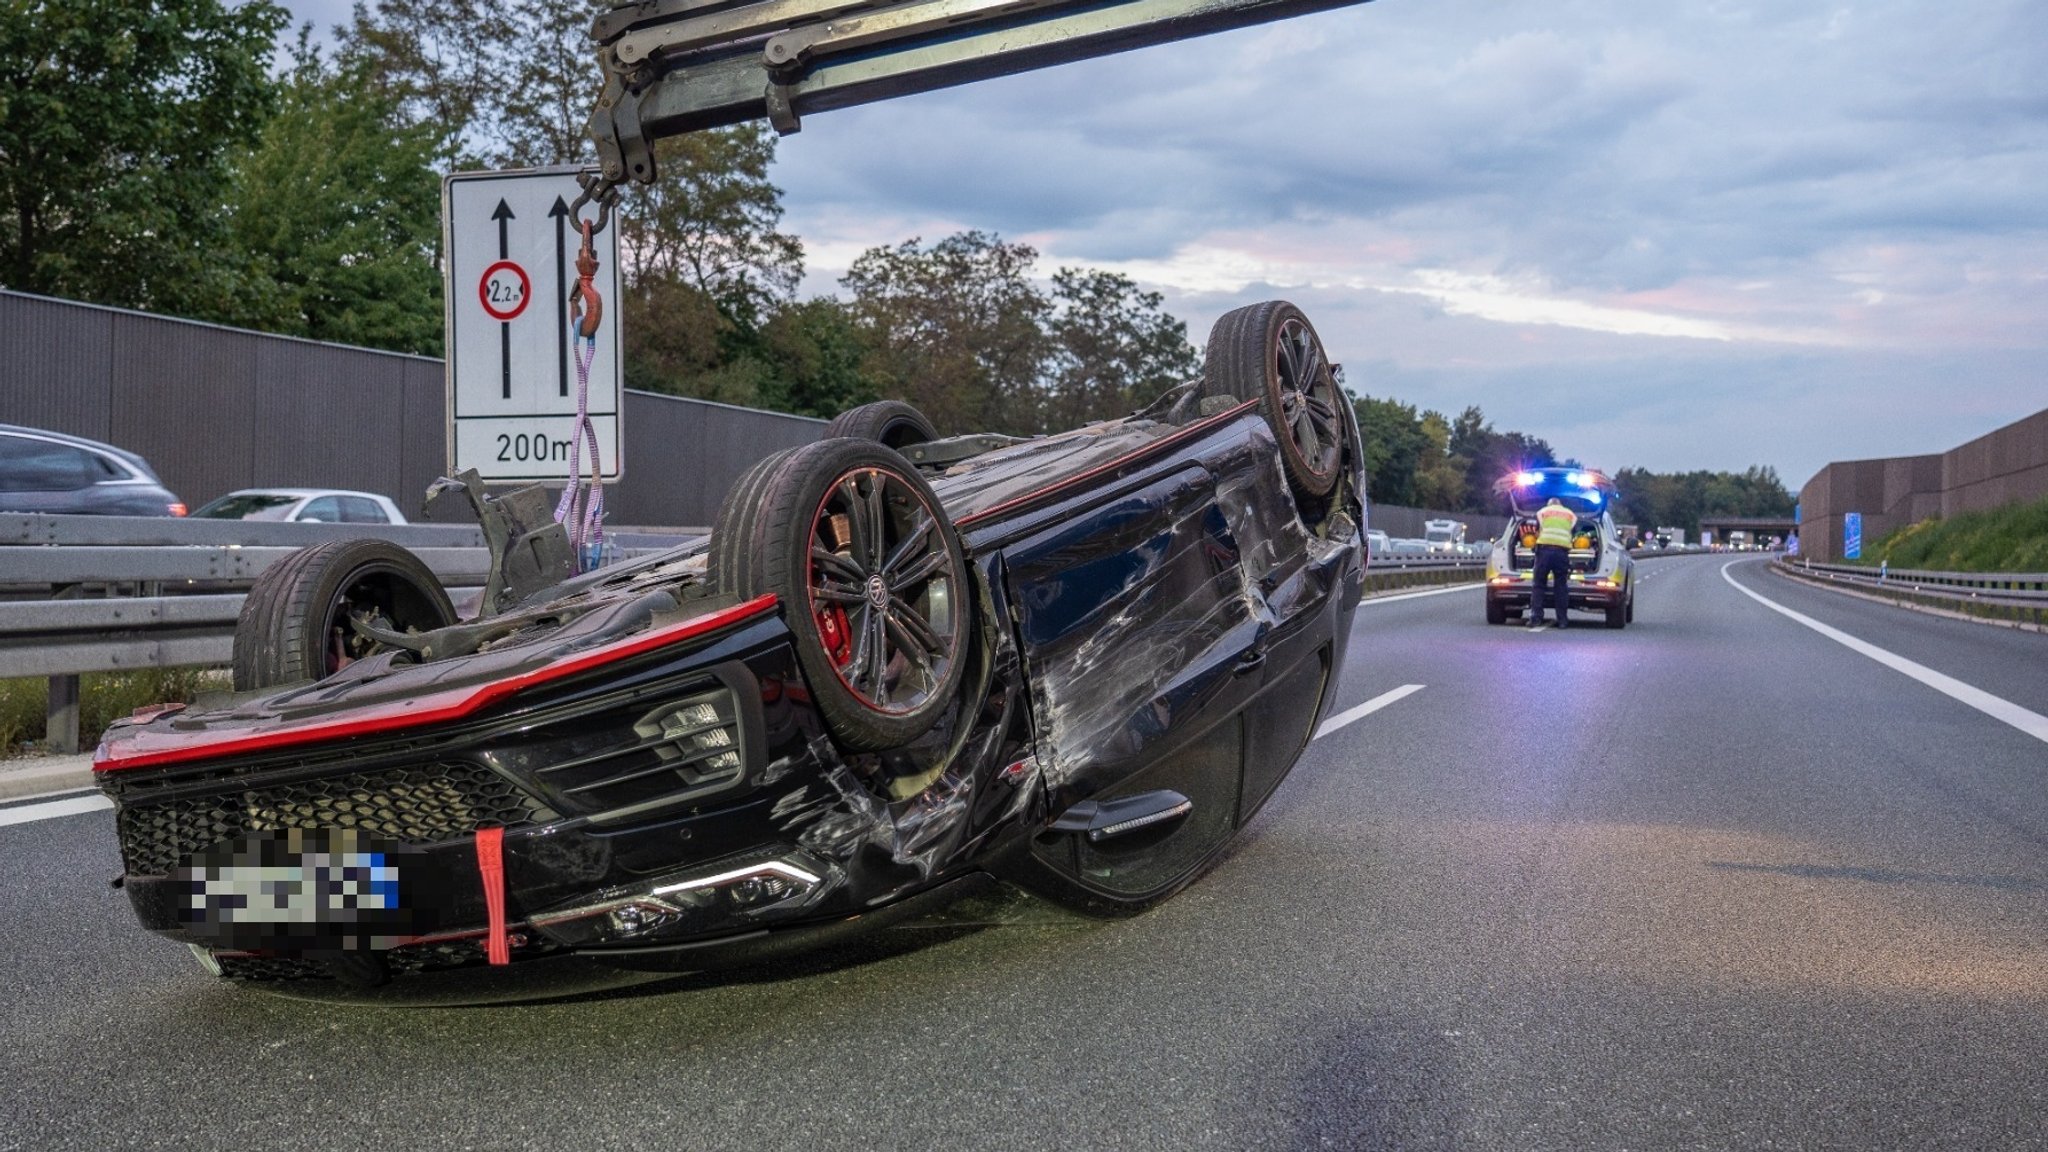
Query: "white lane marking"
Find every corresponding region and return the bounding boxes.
[1362,583,1482,605]
[1721,561,2048,746]
[1314,684,1425,740]
[0,793,112,827]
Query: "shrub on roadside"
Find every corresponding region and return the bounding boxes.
[0,668,225,758]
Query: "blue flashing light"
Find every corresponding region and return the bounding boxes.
[1567,471,1591,487]
[1514,471,1540,487]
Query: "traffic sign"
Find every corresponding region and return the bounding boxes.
[443,167,622,483]
[1843,512,1862,559]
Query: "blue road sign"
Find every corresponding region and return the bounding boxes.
[1844,512,1862,559]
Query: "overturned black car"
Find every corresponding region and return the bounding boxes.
[94,301,1367,988]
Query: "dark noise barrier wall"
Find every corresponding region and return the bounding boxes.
[2,288,1506,539]
[0,289,824,528]
[1797,406,2048,562]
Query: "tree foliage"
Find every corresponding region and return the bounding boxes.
[1043,268,1200,430]
[223,35,443,354]
[842,231,1051,435]
[0,0,288,310]
[1611,465,1794,536]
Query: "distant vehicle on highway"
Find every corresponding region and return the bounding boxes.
[1388,537,1428,555]
[0,424,185,517]
[1422,518,1466,552]
[1484,468,1636,628]
[191,488,407,525]
[1366,529,1390,556]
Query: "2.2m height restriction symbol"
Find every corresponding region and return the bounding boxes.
[479,200,531,399]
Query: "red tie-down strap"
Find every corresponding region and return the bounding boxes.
[475,827,510,965]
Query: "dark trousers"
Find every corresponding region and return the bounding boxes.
[1531,544,1571,624]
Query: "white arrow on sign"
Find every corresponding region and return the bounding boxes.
[443,167,623,484]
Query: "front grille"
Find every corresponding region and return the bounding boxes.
[115,761,548,876]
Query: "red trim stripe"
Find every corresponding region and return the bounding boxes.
[955,399,1258,529]
[93,594,781,774]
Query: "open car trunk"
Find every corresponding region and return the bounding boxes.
[1506,518,1604,573]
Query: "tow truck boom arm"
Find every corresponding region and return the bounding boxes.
[585,0,1372,189]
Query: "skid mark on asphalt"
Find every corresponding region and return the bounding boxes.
[1314,684,1425,740]
[0,793,111,827]
[1722,561,2048,746]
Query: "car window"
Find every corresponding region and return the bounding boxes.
[336,496,387,523]
[0,435,98,493]
[297,496,342,522]
[193,493,300,520]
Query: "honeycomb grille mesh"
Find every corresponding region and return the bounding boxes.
[115,762,545,876]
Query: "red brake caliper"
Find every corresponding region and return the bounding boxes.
[817,602,853,666]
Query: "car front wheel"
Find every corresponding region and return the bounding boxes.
[711,438,972,750]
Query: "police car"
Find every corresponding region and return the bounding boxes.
[1483,468,1636,628]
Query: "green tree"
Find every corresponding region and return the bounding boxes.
[222,36,444,354]
[617,127,804,403]
[841,231,1050,435]
[1,0,287,311]
[1349,392,1431,507]
[1611,465,1793,536]
[1448,405,1557,513]
[1043,268,1199,428]
[755,297,885,419]
[337,0,515,168]
[495,0,604,168]
[1411,410,1466,511]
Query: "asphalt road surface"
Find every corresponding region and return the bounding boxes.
[3,555,2043,1151]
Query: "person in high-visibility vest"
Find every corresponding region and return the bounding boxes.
[1528,497,1578,630]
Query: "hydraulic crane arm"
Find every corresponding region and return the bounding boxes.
[584,0,1372,191]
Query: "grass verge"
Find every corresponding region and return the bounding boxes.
[1,668,226,758]
[1856,494,2048,572]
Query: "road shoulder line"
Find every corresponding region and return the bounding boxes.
[1361,583,1481,605]
[1314,684,1424,740]
[1721,561,2048,746]
[0,793,113,828]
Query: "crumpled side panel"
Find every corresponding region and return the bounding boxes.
[1002,464,1258,791]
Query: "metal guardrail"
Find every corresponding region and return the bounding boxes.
[0,512,698,752]
[1773,557,2048,624]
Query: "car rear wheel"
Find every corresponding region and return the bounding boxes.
[1203,301,1345,500]
[1605,597,1627,629]
[1486,596,1507,625]
[711,438,971,750]
[1626,591,1635,624]
[233,539,456,690]
[823,400,939,451]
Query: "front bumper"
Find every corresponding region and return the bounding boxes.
[96,609,973,972]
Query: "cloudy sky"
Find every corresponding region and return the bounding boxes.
[293,0,2048,488]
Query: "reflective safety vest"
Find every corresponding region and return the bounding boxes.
[1535,504,1577,548]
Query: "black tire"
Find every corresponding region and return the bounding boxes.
[1486,596,1507,625]
[1626,591,1636,624]
[1605,598,1627,629]
[233,539,456,690]
[710,438,971,750]
[1203,301,1345,499]
[823,400,939,451]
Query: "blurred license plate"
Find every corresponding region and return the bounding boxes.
[176,829,446,951]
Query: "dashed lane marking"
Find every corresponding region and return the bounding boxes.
[1314,684,1426,740]
[0,793,112,828]
[1721,561,2048,746]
